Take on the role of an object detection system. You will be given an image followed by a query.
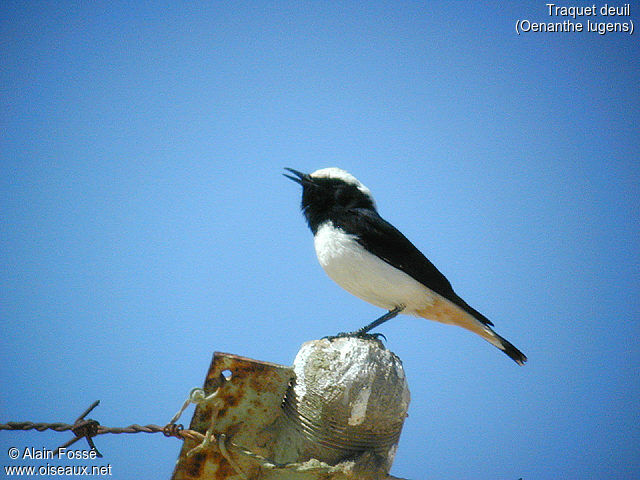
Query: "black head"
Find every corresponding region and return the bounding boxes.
[284,167,377,233]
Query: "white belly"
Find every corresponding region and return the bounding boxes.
[313,222,436,314]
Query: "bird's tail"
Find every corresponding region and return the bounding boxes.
[490,331,527,366]
[465,319,527,366]
[417,298,527,365]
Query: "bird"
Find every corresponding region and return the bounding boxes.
[284,167,527,365]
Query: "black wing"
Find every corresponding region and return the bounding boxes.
[336,208,494,327]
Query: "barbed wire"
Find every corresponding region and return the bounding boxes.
[0,400,204,458]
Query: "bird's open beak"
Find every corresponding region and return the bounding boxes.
[283,168,309,185]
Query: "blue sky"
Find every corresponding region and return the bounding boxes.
[1,2,638,479]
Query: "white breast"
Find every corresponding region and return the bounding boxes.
[313,222,436,314]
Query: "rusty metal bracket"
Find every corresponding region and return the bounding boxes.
[171,352,294,479]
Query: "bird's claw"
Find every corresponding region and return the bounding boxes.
[323,331,387,343]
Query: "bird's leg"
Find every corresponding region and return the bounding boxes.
[323,305,405,342]
[354,305,405,336]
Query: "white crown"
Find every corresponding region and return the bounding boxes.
[310,168,373,199]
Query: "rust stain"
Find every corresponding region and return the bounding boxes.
[183,451,206,477]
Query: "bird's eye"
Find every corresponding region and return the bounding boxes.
[335,187,352,206]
